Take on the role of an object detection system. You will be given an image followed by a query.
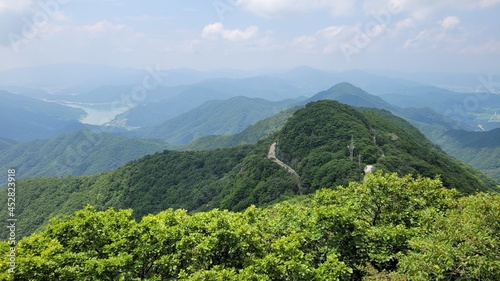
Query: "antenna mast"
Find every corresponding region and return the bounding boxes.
[348,135,355,161]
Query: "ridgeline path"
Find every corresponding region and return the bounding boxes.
[268,142,303,195]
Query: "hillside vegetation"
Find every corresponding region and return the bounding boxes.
[2,172,499,280]
[0,129,169,181]
[0,90,84,141]
[134,96,296,145]
[183,107,299,151]
[276,101,497,193]
[432,128,500,182]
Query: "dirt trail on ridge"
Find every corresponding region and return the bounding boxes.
[268,142,303,195]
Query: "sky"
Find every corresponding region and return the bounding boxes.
[0,0,499,73]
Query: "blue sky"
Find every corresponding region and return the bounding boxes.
[1,0,499,72]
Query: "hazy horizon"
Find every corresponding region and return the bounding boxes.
[1,0,499,73]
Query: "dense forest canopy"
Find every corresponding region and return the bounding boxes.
[2,172,499,280]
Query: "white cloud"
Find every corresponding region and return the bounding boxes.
[317,26,346,40]
[402,18,468,51]
[393,0,500,20]
[0,0,32,13]
[235,0,355,17]
[202,22,259,41]
[439,16,460,30]
[291,35,317,50]
[180,39,202,53]
[202,22,224,39]
[290,23,390,55]
[84,21,126,36]
[461,41,500,54]
[393,17,415,33]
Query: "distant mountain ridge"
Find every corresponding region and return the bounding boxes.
[0,90,85,141]
[183,107,300,151]
[132,96,297,145]
[302,82,397,110]
[2,99,496,240]
[431,128,500,181]
[114,76,304,127]
[0,129,169,181]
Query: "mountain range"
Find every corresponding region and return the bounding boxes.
[131,96,297,145]
[432,128,500,181]
[0,129,168,182]
[1,99,496,240]
[2,82,497,184]
[0,90,85,141]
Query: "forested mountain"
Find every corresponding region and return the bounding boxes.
[380,85,500,130]
[271,66,422,96]
[0,129,169,181]
[183,107,300,151]
[0,138,16,151]
[112,85,234,127]
[431,128,500,181]
[114,76,303,127]
[275,101,496,193]
[132,96,297,145]
[2,100,497,241]
[0,90,85,141]
[133,82,396,146]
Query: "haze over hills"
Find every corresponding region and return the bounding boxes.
[0,90,85,141]
[0,129,169,182]
[2,100,497,240]
[2,0,499,277]
[113,76,305,127]
[1,78,497,187]
[0,138,16,151]
[131,96,298,145]
[432,128,500,182]
[2,63,498,132]
[114,86,238,127]
[183,107,300,151]
[300,82,397,110]
[1,0,499,277]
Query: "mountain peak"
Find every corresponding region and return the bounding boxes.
[303,82,394,111]
[326,82,362,92]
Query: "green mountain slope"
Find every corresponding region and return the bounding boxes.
[183,84,493,182]
[276,101,497,193]
[115,76,303,127]
[431,128,500,182]
[183,107,300,151]
[0,129,169,180]
[115,85,234,127]
[0,90,85,141]
[0,138,16,151]
[1,100,497,240]
[181,82,395,151]
[380,85,500,130]
[134,96,297,145]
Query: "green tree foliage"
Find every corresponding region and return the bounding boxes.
[2,172,498,280]
[277,101,498,194]
[397,193,500,280]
